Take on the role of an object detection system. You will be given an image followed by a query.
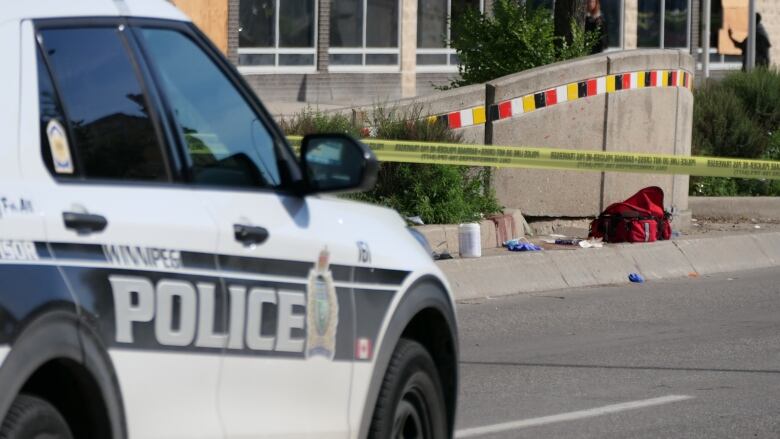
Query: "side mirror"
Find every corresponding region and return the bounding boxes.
[299,133,378,194]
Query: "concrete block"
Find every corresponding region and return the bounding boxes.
[438,252,568,300]
[607,49,682,74]
[457,125,486,145]
[504,209,529,238]
[414,225,459,254]
[678,51,696,74]
[673,88,694,212]
[491,93,608,216]
[749,233,780,265]
[673,234,774,275]
[547,247,640,288]
[602,87,679,209]
[672,209,693,232]
[479,220,499,249]
[615,240,695,280]
[488,54,608,102]
[493,168,603,217]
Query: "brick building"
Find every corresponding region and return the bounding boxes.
[172,0,778,107]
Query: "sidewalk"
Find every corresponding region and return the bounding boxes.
[438,222,780,300]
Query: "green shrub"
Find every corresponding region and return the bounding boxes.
[721,68,780,136]
[277,107,361,137]
[692,83,768,159]
[280,106,502,224]
[448,0,595,88]
[690,68,780,196]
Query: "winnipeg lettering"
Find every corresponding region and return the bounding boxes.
[109,275,305,353]
[103,245,182,269]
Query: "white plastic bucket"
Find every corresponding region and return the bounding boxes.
[458,223,481,258]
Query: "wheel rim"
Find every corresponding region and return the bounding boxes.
[392,385,432,439]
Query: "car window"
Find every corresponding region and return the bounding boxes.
[137,27,283,189]
[37,47,72,176]
[38,27,168,181]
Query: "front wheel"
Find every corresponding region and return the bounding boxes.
[369,339,448,439]
[0,394,73,439]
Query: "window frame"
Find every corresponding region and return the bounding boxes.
[415,0,484,73]
[237,0,319,74]
[637,0,692,50]
[128,17,303,194]
[328,0,403,72]
[33,17,178,185]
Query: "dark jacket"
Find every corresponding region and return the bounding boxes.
[585,13,608,54]
[730,23,772,69]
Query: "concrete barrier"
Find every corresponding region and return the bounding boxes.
[438,232,780,300]
[305,50,695,222]
[438,252,568,299]
[488,49,693,221]
[548,247,640,288]
[689,197,780,220]
[616,240,696,280]
[673,234,774,275]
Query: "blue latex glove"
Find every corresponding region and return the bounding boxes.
[506,240,542,252]
[628,273,645,283]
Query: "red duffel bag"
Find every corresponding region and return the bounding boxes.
[589,186,672,243]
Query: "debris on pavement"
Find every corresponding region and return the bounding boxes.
[628,273,645,283]
[433,251,453,260]
[505,239,542,252]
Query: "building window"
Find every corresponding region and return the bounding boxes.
[238,0,317,71]
[638,0,690,48]
[602,0,623,49]
[416,0,483,71]
[329,0,400,69]
[663,0,689,48]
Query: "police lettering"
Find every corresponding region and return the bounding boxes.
[109,275,305,352]
[0,241,39,261]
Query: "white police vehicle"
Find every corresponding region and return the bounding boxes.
[0,1,458,438]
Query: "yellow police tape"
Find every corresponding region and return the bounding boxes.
[286,136,780,180]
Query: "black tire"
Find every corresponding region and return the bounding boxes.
[369,339,448,439]
[0,394,73,439]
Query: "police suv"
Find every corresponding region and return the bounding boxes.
[0,1,458,438]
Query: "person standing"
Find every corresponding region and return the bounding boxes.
[729,12,772,70]
[585,0,609,54]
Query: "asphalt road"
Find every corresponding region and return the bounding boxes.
[454,267,780,438]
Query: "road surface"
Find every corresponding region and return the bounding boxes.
[455,267,780,438]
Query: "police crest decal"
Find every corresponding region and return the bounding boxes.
[306,248,338,359]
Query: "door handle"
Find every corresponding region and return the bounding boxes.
[234,224,269,245]
[63,212,108,234]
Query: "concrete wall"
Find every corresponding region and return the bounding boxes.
[244,72,453,107]
[489,55,609,216]
[488,50,694,219]
[271,50,694,221]
[757,0,780,66]
[689,197,780,220]
[602,50,693,214]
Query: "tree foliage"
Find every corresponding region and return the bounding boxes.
[690,68,780,196]
[448,0,596,87]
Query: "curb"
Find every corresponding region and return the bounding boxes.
[438,231,780,300]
